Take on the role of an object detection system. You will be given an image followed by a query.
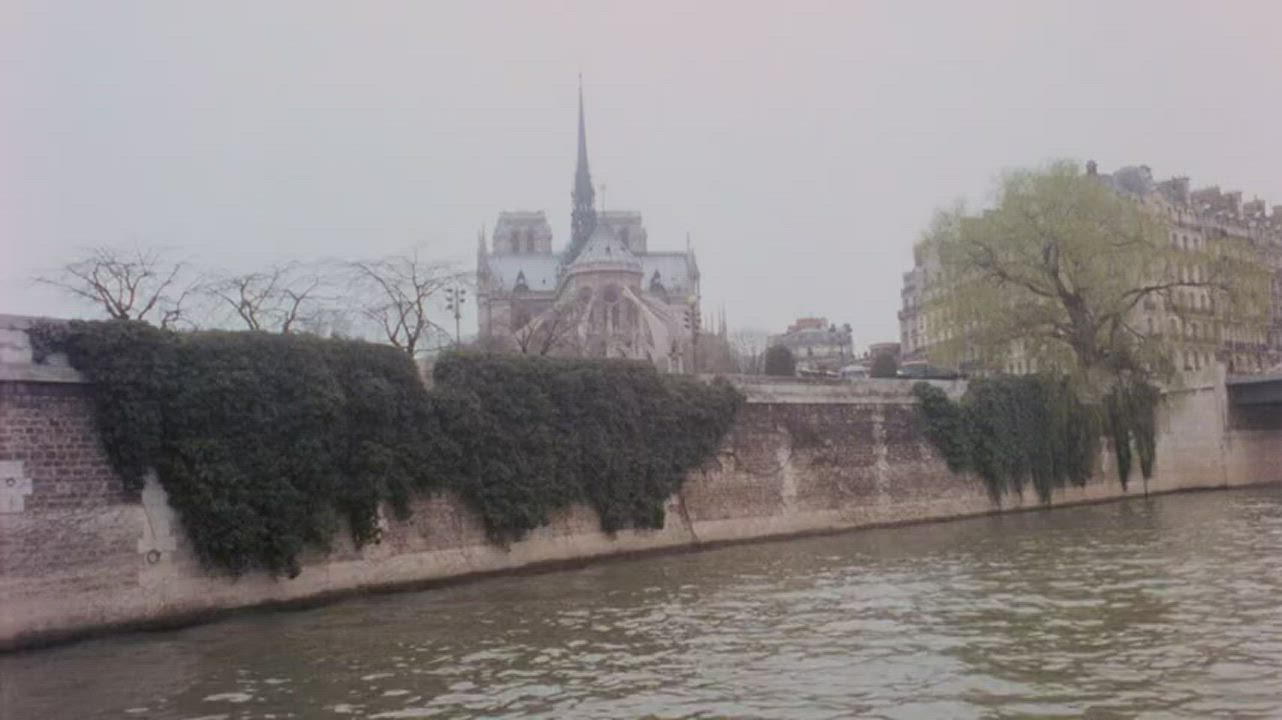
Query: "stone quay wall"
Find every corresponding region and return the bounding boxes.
[1,317,1278,651]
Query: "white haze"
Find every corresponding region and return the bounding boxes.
[2,1,1280,349]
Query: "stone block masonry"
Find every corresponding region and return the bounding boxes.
[0,337,1278,651]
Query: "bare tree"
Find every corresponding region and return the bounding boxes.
[696,332,737,373]
[204,262,325,333]
[37,246,197,328]
[512,298,588,356]
[205,270,277,332]
[278,273,324,334]
[347,249,463,357]
[294,307,356,339]
[729,328,770,374]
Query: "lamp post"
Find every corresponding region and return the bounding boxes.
[444,286,466,346]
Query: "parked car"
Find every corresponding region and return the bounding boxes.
[897,361,964,380]
[840,364,870,380]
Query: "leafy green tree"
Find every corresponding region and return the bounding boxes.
[920,161,1269,389]
[764,345,796,376]
[869,352,898,378]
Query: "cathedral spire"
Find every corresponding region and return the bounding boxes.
[566,75,597,264]
[575,77,593,206]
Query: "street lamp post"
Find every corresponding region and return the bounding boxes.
[445,286,466,346]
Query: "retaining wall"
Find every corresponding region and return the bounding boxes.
[0,317,1277,650]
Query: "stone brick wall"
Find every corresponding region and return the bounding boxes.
[0,381,146,642]
[0,360,1278,651]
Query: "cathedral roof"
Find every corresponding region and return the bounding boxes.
[482,254,560,293]
[640,253,698,299]
[565,224,643,275]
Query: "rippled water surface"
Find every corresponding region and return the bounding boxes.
[4,487,1282,719]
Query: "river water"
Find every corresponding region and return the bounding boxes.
[4,487,1282,719]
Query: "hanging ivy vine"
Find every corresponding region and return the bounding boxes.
[32,320,741,577]
[434,353,742,543]
[912,375,1158,502]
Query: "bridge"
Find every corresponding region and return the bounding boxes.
[1228,373,1282,405]
[1227,372,1282,429]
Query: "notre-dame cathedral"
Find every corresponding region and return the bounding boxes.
[475,83,702,371]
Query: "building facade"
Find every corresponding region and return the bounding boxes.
[768,317,854,375]
[476,86,701,371]
[898,163,1282,375]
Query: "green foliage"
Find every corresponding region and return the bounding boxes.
[912,382,972,474]
[869,353,899,378]
[434,353,742,542]
[764,345,796,376]
[34,321,447,576]
[913,375,1158,502]
[919,161,1269,385]
[34,321,741,576]
[1104,380,1160,488]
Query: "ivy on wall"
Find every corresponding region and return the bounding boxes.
[912,375,1158,502]
[33,321,742,576]
[435,354,742,543]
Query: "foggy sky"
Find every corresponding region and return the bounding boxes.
[3,1,1280,349]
